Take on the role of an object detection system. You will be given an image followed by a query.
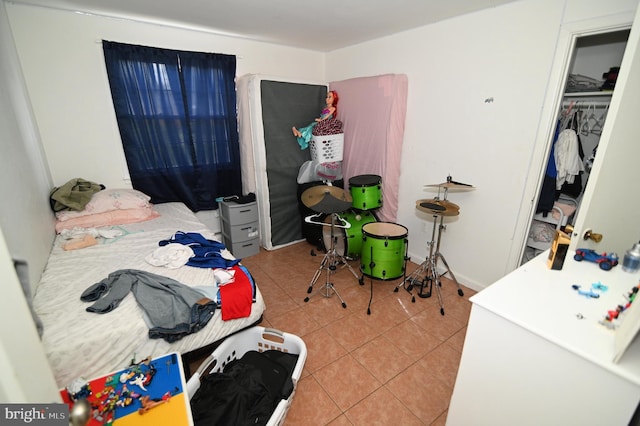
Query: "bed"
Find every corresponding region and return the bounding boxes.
[33,201,265,388]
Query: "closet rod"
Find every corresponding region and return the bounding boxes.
[561,101,610,108]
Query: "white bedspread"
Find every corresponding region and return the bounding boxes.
[34,202,265,388]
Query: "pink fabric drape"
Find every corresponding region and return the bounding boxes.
[330,74,408,222]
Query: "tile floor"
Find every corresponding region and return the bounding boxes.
[228,241,475,425]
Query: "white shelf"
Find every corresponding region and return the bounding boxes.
[564,90,613,97]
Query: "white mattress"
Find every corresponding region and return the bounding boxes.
[34,202,265,388]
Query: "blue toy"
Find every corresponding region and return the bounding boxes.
[571,284,600,298]
[574,248,619,271]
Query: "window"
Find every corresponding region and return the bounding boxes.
[103,41,241,211]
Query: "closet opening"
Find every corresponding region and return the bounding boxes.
[521,29,631,266]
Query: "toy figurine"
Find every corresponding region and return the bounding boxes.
[602,282,640,326]
[137,392,172,415]
[119,370,136,383]
[292,91,339,150]
[129,373,148,391]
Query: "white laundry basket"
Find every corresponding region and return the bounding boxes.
[310,133,344,163]
[187,326,307,426]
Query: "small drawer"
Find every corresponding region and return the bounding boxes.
[222,234,260,259]
[222,220,259,242]
[220,201,258,226]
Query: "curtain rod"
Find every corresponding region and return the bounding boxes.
[93,39,243,59]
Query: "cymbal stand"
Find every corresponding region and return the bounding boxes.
[397,212,464,315]
[304,213,360,308]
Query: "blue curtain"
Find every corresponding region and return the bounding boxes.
[102,41,241,211]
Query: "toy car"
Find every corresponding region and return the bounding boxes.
[573,248,619,271]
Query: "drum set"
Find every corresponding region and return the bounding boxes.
[302,174,409,309]
[397,176,473,315]
[301,173,471,316]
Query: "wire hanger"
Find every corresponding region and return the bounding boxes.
[580,103,594,136]
[560,101,576,131]
[590,103,609,136]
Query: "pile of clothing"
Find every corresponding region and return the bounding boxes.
[190,350,299,426]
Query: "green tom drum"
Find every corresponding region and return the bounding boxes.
[360,222,408,280]
[349,174,382,211]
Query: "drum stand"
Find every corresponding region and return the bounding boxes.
[304,213,360,308]
[397,212,464,315]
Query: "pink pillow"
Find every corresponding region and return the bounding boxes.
[55,206,160,233]
[56,189,151,221]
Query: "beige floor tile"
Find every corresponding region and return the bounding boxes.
[420,342,463,388]
[352,293,413,333]
[261,288,302,319]
[300,292,352,324]
[314,354,381,411]
[269,305,323,338]
[382,319,442,359]
[444,326,467,353]
[323,312,381,353]
[302,328,348,374]
[345,386,423,426]
[209,240,472,425]
[385,362,451,424]
[325,414,354,426]
[285,375,342,426]
[351,334,414,384]
[410,306,466,343]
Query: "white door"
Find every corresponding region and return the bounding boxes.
[570,6,640,256]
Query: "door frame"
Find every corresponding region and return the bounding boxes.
[506,12,636,273]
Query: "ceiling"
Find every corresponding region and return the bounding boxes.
[7,0,519,52]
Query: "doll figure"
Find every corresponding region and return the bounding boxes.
[292,90,339,149]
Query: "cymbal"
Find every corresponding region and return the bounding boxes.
[302,185,352,214]
[424,181,474,189]
[415,198,460,216]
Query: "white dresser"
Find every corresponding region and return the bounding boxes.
[447,250,640,426]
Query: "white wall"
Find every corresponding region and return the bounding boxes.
[326,0,639,289]
[0,4,54,294]
[0,1,60,402]
[6,3,326,190]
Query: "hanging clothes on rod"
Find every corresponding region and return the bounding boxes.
[558,113,585,197]
[549,107,586,203]
[559,100,610,137]
[555,127,584,191]
[537,98,609,215]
